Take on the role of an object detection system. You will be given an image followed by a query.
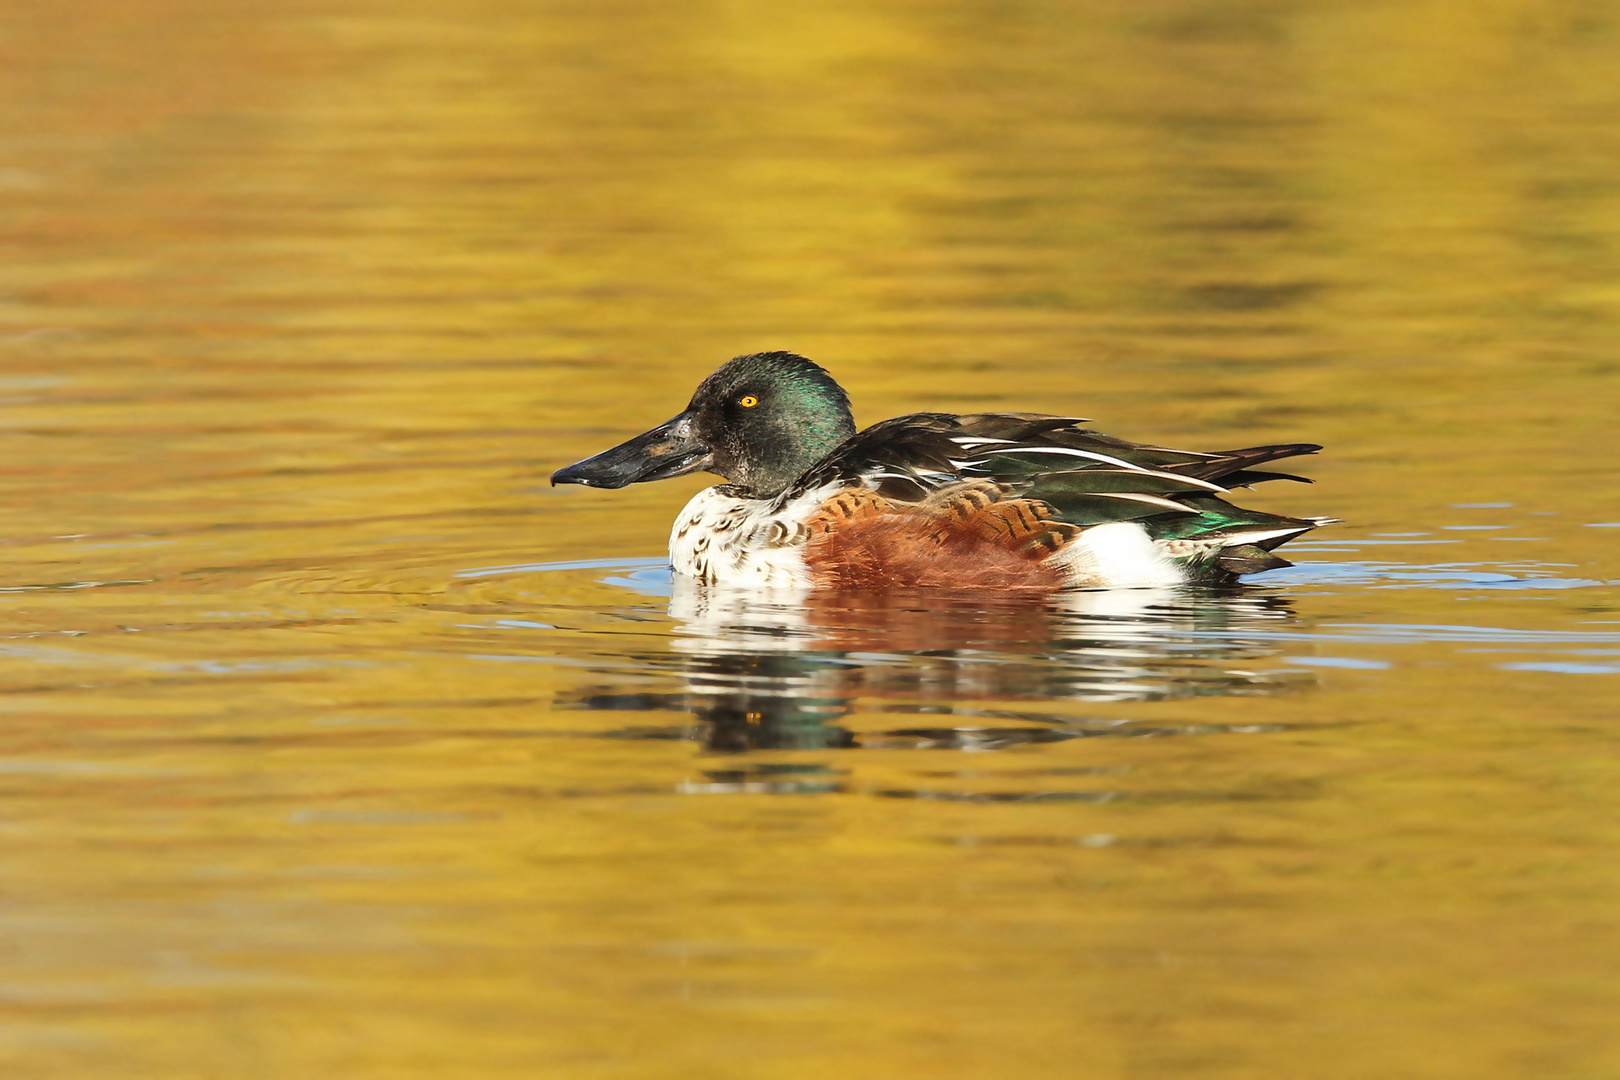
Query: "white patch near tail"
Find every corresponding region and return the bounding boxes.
[1045,522,1186,588]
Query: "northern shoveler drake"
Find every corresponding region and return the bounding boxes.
[551,351,1332,590]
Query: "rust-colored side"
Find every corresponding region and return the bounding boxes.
[803,482,1071,590]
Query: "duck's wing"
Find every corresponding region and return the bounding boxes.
[795,413,1318,502]
[789,412,1328,561]
[787,412,1013,501]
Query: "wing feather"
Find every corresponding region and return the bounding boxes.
[784,412,1329,569]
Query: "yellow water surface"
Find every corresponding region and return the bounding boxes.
[2,0,1619,1077]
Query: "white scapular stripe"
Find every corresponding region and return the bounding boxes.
[1210,525,1312,546]
[1088,491,1198,512]
[968,445,1153,471]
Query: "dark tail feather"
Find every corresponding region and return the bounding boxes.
[1216,545,1294,575]
[1168,443,1322,484]
[1220,469,1315,488]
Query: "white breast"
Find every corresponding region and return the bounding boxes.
[668,486,832,588]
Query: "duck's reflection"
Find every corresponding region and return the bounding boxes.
[560,577,1307,754]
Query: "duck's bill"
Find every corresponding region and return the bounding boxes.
[550,413,714,489]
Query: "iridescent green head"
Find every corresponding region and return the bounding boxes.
[550,351,857,499]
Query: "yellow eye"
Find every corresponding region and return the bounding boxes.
[739,395,759,408]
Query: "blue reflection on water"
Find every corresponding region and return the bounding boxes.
[1499,662,1620,675]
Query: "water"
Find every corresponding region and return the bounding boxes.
[3,1,1619,1076]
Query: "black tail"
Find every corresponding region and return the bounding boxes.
[1166,443,1322,486]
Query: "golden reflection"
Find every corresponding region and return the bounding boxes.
[1,0,1618,1076]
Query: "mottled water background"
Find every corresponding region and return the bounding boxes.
[2,1,1618,1077]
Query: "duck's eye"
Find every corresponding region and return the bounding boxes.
[738,395,759,408]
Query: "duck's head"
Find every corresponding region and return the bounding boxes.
[550,351,856,499]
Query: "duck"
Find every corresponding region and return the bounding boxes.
[550,351,1332,590]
